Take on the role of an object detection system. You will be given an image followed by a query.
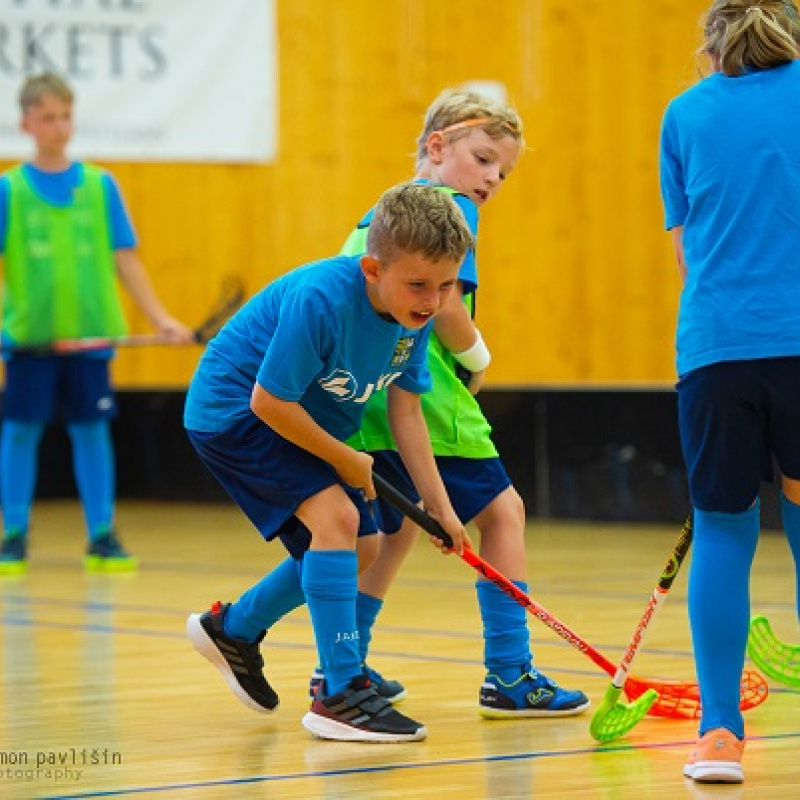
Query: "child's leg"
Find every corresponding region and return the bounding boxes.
[298,486,363,696]
[689,505,759,738]
[224,556,305,642]
[0,420,44,535]
[66,420,115,539]
[474,488,589,716]
[780,486,800,625]
[359,524,420,600]
[357,521,419,658]
[473,488,530,678]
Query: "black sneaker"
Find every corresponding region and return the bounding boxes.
[303,674,426,742]
[84,530,137,572]
[0,530,27,576]
[186,601,279,713]
[309,664,406,704]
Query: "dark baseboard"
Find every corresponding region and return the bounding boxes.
[28,388,783,528]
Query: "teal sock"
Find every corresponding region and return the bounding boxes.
[356,591,383,663]
[780,494,800,627]
[67,421,115,541]
[476,579,532,683]
[302,550,362,696]
[689,505,759,739]
[0,420,43,534]
[224,557,305,642]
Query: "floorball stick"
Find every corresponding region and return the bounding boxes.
[589,518,692,742]
[372,472,769,720]
[8,275,246,354]
[748,615,800,687]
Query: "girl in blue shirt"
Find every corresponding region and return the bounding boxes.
[660,0,800,784]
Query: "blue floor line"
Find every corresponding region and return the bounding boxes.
[38,731,800,799]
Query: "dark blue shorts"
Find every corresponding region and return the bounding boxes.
[677,356,800,512]
[371,450,512,534]
[2,354,115,423]
[186,415,379,559]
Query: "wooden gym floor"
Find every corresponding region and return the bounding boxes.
[0,500,798,799]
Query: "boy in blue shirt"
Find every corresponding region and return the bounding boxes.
[185,182,473,742]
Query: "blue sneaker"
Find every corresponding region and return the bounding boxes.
[310,663,406,704]
[0,531,27,576]
[479,670,590,718]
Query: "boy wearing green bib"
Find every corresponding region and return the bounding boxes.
[0,73,193,574]
[310,87,589,718]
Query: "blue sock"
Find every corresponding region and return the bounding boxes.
[0,420,44,535]
[356,591,383,664]
[476,579,532,683]
[224,557,306,642]
[302,550,362,696]
[67,421,115,541]
[781,494,800,628]
[689,505,759,738]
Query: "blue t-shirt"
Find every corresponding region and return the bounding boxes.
[660,61,800,376]
[184,255,433,438]
[0,162,136,253]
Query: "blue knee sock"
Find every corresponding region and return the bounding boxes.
[356,591,383,663]
[67,421,114,541]
[781,495,800,628]
[689,505,759,738]
[0,421,44,535]
[476,579,532,682]
[224,557,306,642]
[302,550,362,696]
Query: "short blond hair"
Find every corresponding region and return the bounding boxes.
[367,182,474,266]
[702,1,800,76]
[19,73,73,112]
[415,86,524,170]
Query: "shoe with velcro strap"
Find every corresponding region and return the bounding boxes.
[303,673,426,742]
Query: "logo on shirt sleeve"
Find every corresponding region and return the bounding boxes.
[391,336,415,367]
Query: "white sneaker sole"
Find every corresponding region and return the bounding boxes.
[683,761,744,783]
[186,613,278,714]
[302,710,427,742]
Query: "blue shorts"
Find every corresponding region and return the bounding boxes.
[371,450,512,534]
[677,356,800,512]
[2,354,115,423]
[186,415,379,559]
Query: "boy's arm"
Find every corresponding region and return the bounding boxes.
[432,281,489,395]
[114,249,194,343]
[386,384,469,554]
[251,383,376,496]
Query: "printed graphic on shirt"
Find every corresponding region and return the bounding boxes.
[318,369,357,401]
[391,337,414,368]
[319,368,403,405]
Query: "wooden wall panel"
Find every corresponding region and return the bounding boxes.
[0,0,711,387]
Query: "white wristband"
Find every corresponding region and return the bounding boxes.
[452,331,491,372]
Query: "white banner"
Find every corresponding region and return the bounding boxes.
[0,0,276,162]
